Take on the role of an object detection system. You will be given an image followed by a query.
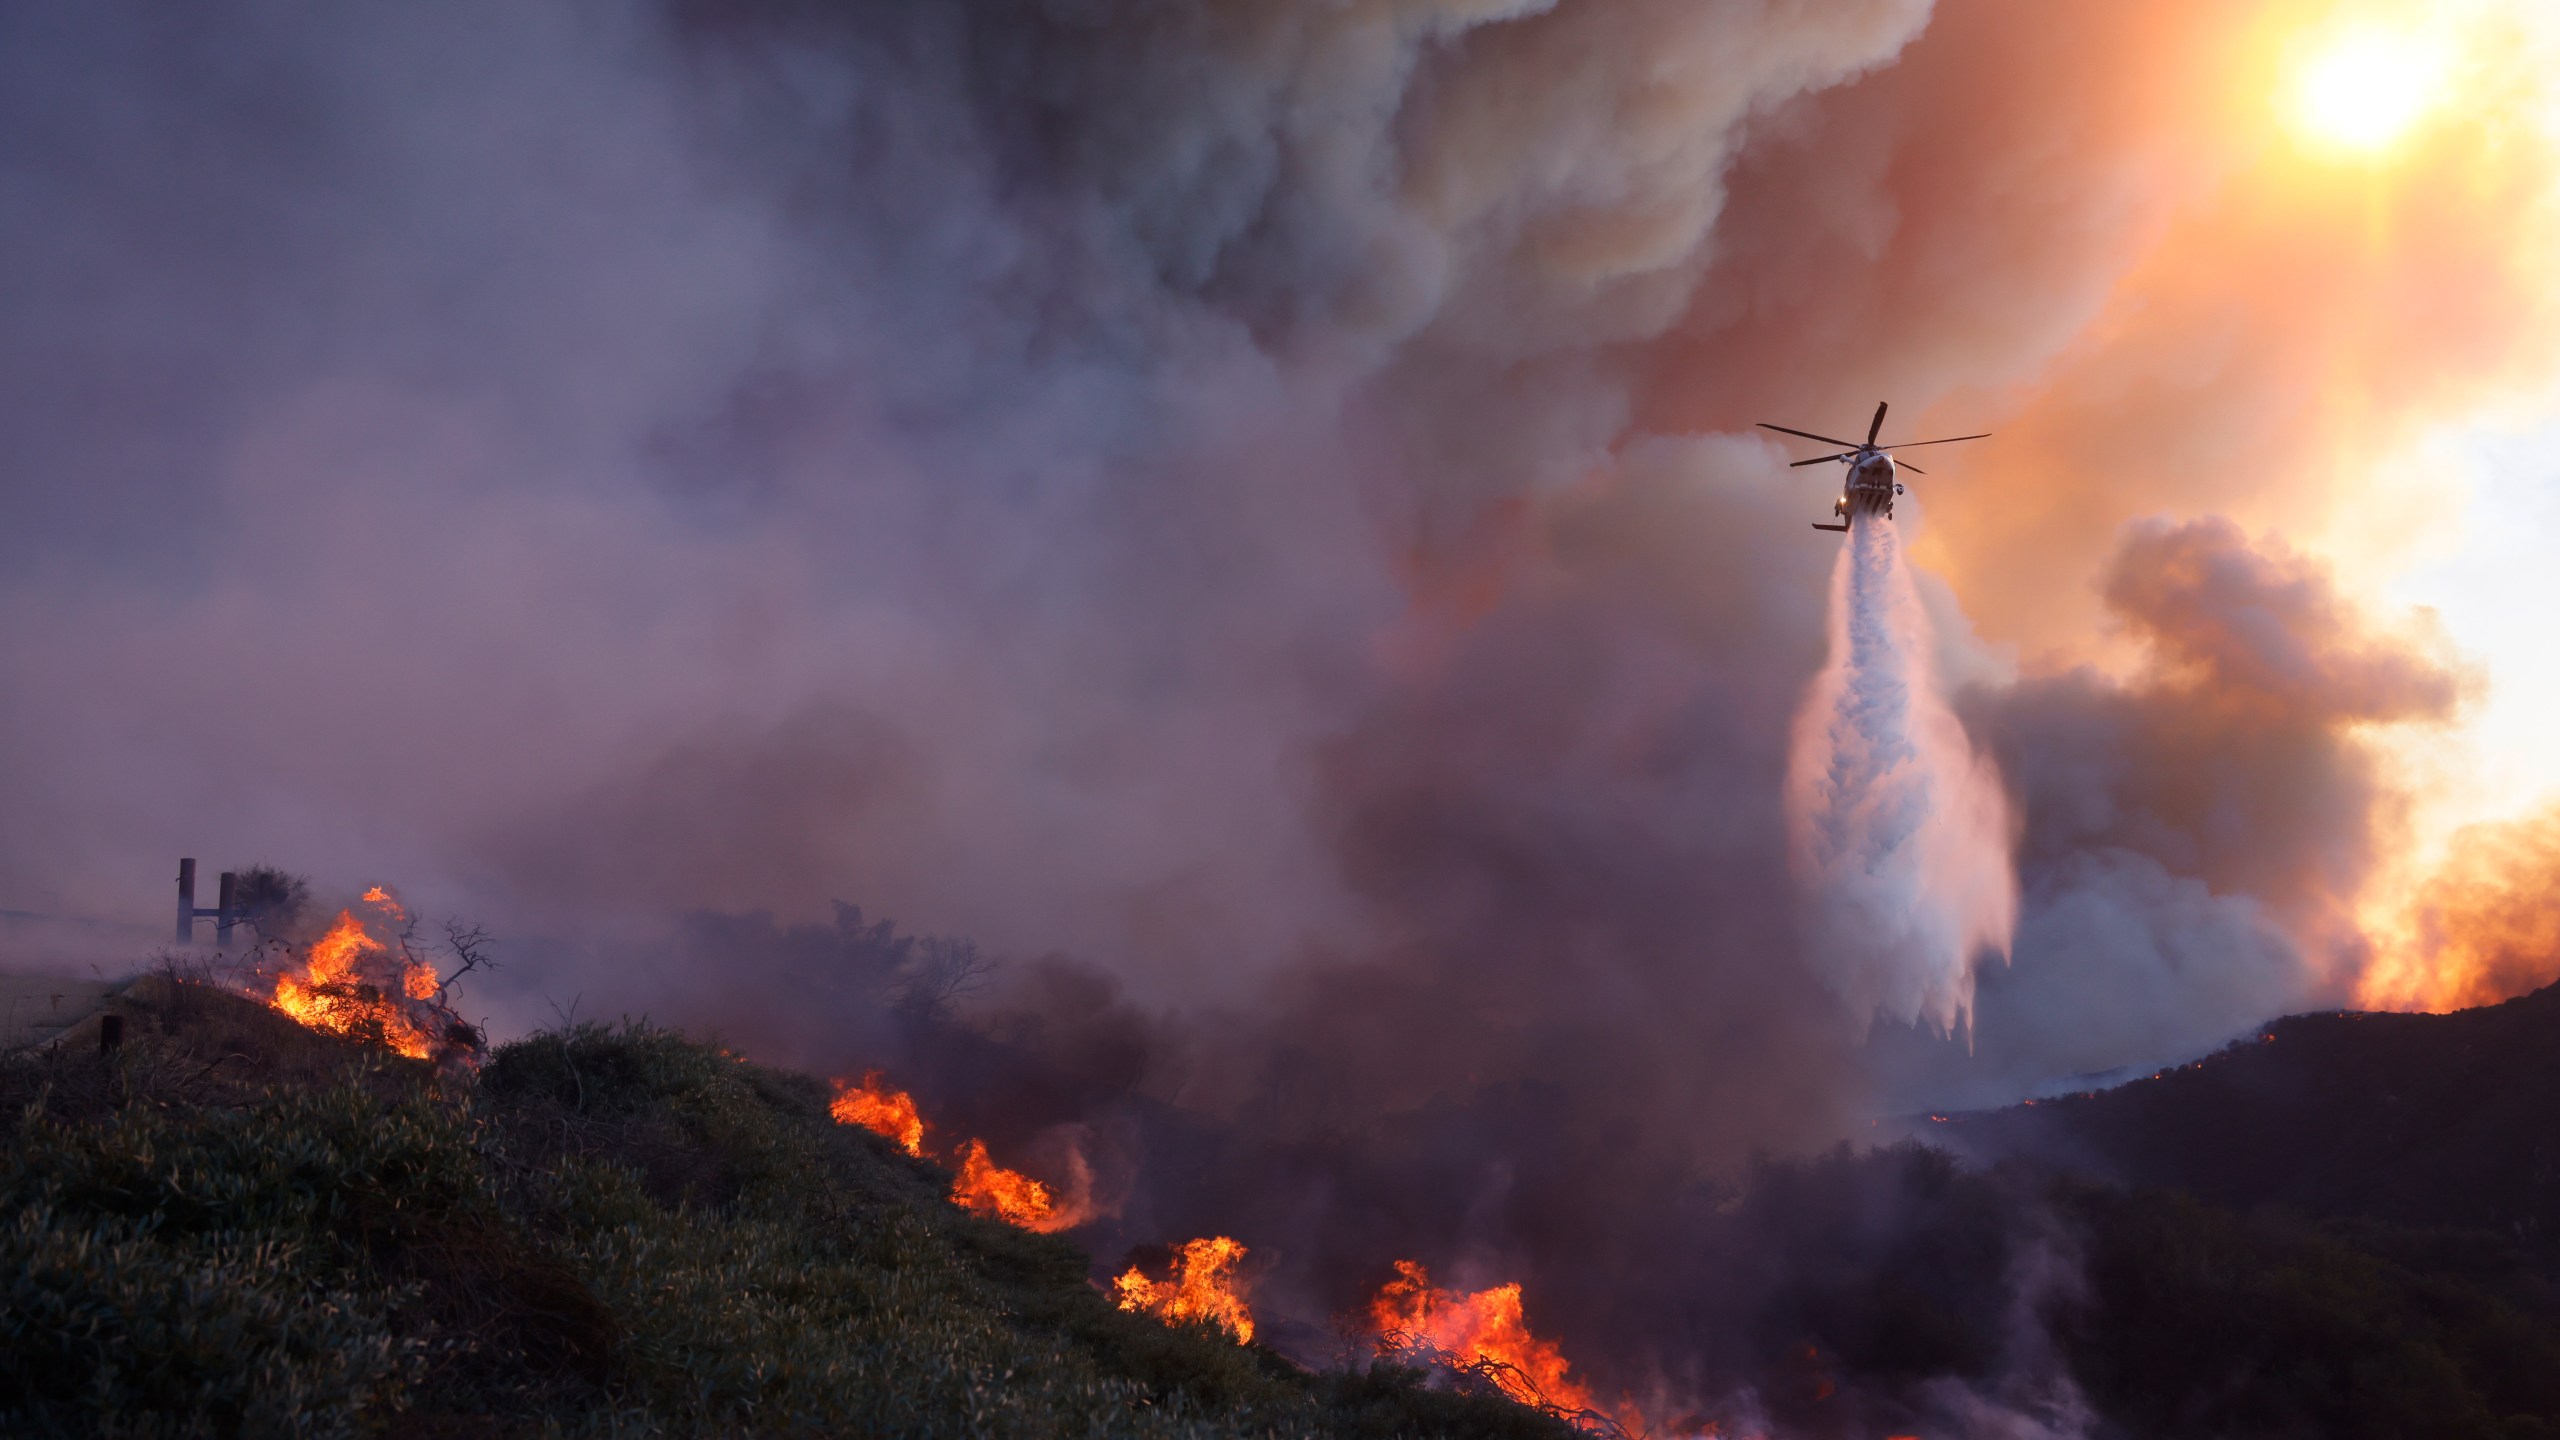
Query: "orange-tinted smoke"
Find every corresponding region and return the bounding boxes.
[2066,516,2469,960]
[1641,0,2560,657]
[2361,804,2560,1011]
[830,1072,926,1156]
[1114,1236,1255,1344]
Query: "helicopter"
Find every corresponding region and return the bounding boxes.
[1758,402,1988,533]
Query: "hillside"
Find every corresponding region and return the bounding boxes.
[18,975,2560,1439]
[0,976,1571,1439]
[1928,980,2560,1250]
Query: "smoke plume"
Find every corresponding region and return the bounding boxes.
[1788,511,2017,1034]
[2362,803,2560,1012]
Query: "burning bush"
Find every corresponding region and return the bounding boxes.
[252,887,482,1066]
[1115,1236,1255,1344]
[1368,1261,1639,1434]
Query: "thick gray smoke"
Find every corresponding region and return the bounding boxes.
[1787,509,2016,1034]
[0,0,1929,1010]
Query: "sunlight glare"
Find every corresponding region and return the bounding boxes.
[2287,23,2452,154]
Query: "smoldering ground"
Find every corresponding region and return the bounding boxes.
[0,0,2515,1427]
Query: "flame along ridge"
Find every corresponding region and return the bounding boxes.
[826,1072,1092,1233]
[828,1071,925,1155]
[825,1078,1662,1417]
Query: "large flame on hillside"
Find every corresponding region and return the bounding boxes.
[1115,1236,1255,1344]
[1368,1261,1640,1431]
[830,1072,925,1156]
[263,886,452,1062]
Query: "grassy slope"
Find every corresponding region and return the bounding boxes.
[0,979,1571,1439]
[16,978,2560,1439]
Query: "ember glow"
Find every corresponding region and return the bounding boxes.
[1366,1261,1635,1429]
[260,887,453,1063]
[1113,1236,1254,1345]
[829,1072,925,1156]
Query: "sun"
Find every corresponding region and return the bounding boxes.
[2286,22,2453,154]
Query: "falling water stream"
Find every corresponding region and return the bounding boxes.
[1786,510,2018,1035]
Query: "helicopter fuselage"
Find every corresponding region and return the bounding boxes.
[1761,402,1984,535]
[1830,450,1901,520]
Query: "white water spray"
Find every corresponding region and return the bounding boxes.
[1786,512,2017,1035]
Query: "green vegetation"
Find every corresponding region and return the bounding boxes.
[17,975,2560,1439]
[2064,1182,2560,1440]
[1721,1145,2560,1440]
[0,980,1571,1439]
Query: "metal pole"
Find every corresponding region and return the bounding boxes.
[176,858,197,945]
[216,871,237,947]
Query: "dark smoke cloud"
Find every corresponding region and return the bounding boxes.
[0,0,1930,1003]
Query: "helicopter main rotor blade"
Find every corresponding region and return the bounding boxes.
[1885,432,1992,449]
[1896,459,1926,475]
[1791,452,1854,467]
[1758,422,1862,448]
[1866,401,1888,445]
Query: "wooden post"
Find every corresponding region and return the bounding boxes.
[176,857,197,945]
[216,870,237,946]
[99,1014,124,1055]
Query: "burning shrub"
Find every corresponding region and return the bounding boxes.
[1115,1236,1255,1344]
[1368,1260,1640,1434]
[252,886,482,1067]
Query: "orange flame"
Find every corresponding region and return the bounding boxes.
[822,1069,1097,1232]
[950,1139,1063,1228]
[1115,1236,1255,1344]
[830,1072,926,1156]
[1368,1260,1636,1428]
[263,888,446,1061]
